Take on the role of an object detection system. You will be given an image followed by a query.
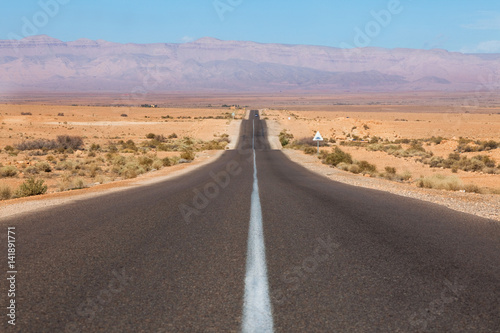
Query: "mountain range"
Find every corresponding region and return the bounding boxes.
[0,35,499,93]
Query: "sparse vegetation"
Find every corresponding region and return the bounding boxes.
[15,136,84,151]
[419,153,497,173]
[303,146,317,155]
[457,139,498,153]
[416,174,481,193]
[367,142,432,159]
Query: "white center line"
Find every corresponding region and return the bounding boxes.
[242,118,274,333]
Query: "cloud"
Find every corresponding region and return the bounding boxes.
[180,36,195,43]
[462,11,500,30]
[461,40,500,53]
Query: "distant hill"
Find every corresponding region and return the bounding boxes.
[0,35,499,93]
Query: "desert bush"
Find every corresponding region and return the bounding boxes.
[16,177,47,197]
[398,171,413,182]
[457,139,499,152]
[168,133,178,139]
[111,155,126,167]
[121,114,128,117]
[421,153,496,173]
[138,156,154,170]
[428,136,444,145]
[385,166,397,175]
[72,178,85,190]
[484,167,499,175]
[108,144,118,153]
[59,176,86,192]
[158,143,180,151]
[15,136,83,151]
[202,140,227,150]
[152,159,163,170]
[349,164,361,174]
[368,142,431,158]
[417,174,463,191]
[57,135,84,150]
[322,147,353,166]
[16,139,58,151]
[357,160,377,173]
[88,164,101,178]
[293,137,325,147]
[120,163,139,179]
[36,162,52,173]
[180,149,196,161]
[472,155,496,168]
[279,130,294,147]
[458,158,485,172]
[25,166,39,175]
[481,140,498,150]
[0,166,18,178]
[336,162,350,171]
[119,140,138,152]
[303,146,317,155]
[463,184,481,193]
[162,157,173,167]
[0,184,12,200]
[55,160,74,171]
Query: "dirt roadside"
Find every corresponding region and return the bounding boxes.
[281,149,499,222]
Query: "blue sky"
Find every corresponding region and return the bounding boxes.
[1,0,499,53]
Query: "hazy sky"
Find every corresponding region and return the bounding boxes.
[1,0,499,53]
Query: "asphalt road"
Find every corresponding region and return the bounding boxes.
[1,111,499,332]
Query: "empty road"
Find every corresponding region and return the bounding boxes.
[2,111,499,332]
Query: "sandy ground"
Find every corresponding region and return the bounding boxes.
[0,104,247,147]
[263,108,500,141]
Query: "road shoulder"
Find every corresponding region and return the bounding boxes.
[281,149,500,222]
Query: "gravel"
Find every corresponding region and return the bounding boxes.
[282,149,500,222]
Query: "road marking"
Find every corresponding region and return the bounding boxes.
[242,118,274,333]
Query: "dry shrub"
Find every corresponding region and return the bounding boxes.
[180,150,196,161]
[16,177,47,197]
[303,146,317,155]
[322,147,353,166]
[0,184,12,200]
[417,174,463,191]
[0,166,18,178]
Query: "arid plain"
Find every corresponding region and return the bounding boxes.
[0,93,499,206]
